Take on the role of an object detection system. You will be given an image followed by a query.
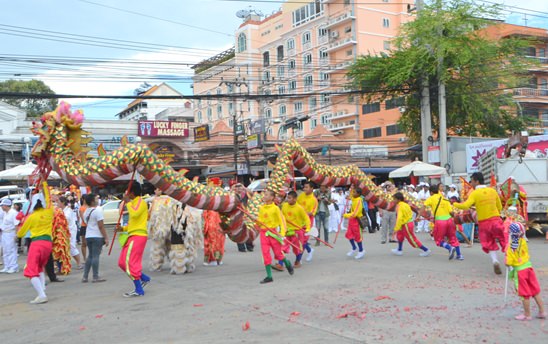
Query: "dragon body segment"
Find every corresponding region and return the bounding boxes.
[30,103,474,244]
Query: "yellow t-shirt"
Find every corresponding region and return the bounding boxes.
[17,182,53,240]
[281,202,311,235]
[505,238,530,267]
[123,196,148,237]
[424,194,452,219]
[454,186,502,221]
[394,201,413,232]
[297,192,318,216]
[258,202,287,236]
[343,196,363,219]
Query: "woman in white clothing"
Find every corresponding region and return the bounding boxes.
[59,196,83,270]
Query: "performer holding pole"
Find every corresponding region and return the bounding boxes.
[256,190,294,284]
[344,187,365,260]
[115,183,151,297]
[391,192,432,257]
[280,191,310,268]
[296,181,318,262]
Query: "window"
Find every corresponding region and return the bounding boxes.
[309,97,317,109]
[292,0,324,26]
[319,48,328,60]
[206,91,211,105]
[229,118,234,128]
[279,104,287,116]
[386,124,403,136]
[229,102,234,114]
[346,49,353,56]
[542,111,548,127]
[263,70,271,82]
[303,53,312,65]
[363,127,382,138]
[344,26,352,33]
[216,88,221,95]
[319,72,330,81]
[294,102,303,113]
[318,25,328,37]
[289,80,297,90]
[288,59,296,69]
[304,74,313,86]
[263,51,270,67]
[302,31,311,45]
[383,41,391,50]
[207,108,213,122]
[524,47,536,57]
[541,79,548,89]
[382,18,390,28]
[278,85,286,94]
[320,113,331,125]
[237,33,247,52]
[217,105,222,118]
[197,111,203,123]
[277,45,284,61]
[321,94,330,104]
[385,97,405,110]
[362,102,381,114]
[540,48,546,57]
[277,65,285,78]
[310,118,317,130]
[287,38,295,50]
[265,108,272,119]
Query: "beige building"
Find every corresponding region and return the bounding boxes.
[192,0,415,153]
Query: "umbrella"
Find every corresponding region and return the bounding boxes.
[389,160,447,178]
[0,162,61,181]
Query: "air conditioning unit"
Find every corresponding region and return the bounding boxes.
[352,125,359,130]
[330,31,339,38]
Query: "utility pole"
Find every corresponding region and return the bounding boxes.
[416,0,432,163]
[438,55,448,170]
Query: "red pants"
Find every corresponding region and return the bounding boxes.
[433,218,459,247]
[260,231,284,266]
[118,235,147,280]
[282,234,302,256]
[478,217,506,253]
[296,228,309,247]
[24,240,52,278]
[517,267,541,299]
[396,222,423,248]
[345,218,362,242]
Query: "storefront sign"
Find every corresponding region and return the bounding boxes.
[194,125,210,142]
[247,134,262,150]
[138,120,189,138]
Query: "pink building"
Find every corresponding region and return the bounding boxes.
[192,0,415,150]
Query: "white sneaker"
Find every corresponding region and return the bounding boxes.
[6,269,18,274]
[0,268,8,273]
[355,251,365,260]
[208,261,218,266]
[346,249,356,257]
[391,248,403,256]
[305,248,314,262]
[30,296,48,304]
[419,249,432,257]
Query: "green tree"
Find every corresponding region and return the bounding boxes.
[347,0,535,143]
[0,79,58,118]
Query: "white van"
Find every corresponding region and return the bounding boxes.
[0,185,26,201]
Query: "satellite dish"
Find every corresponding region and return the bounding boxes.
[236,9,250,18]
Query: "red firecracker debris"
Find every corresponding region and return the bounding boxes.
[242,321,250,331]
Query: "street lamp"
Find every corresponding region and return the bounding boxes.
[276,115,311,144]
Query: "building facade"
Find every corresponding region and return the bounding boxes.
[192,0,414,154]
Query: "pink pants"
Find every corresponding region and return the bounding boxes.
[478,217,507,253]
[118,235,147,280]
[396,222,423,248]
[259,231,284,266]
[282,234,302,256]
[433,218,460,247]
[24,240,52,278]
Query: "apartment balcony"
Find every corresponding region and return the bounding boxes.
[326,60,353,73]
[318,35,329,45]
[318,80,330,88]
[320,58,330,66]
[326,37,357,52]
[330,110,358,120]
[327,120,358,131]
[513,87,548,103]
[325,11,355,29]
[304,85,314,93]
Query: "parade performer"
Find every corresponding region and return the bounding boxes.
[391,192,432,257]
[59,196,83,269]
[17,182,53,304]
[505,222,546,320]
[424,184,462,260]
[281,191,310,268]
[169,203,203,275]
[1,199,20,273]
[148,188,176,271]
[202,178,225,266]
[116,183,151,297]
[297,181,317,262]
[416,183,431,232]
[454,172,507,274]
[344,187,365,259]
[257,190,294,284]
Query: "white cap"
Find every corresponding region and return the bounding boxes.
[30,193,46,212]
[407,184,415,189]
[0,198,13,207]
[450,184,457,189]
[423,182,429,187]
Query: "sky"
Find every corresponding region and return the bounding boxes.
[1,0,547,119]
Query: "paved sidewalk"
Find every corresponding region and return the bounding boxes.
[0,230,546,344]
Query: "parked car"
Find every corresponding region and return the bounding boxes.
[247,177,307,193]
[101,200,122,225]
[0,185,26,201]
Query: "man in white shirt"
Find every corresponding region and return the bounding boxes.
[0,199,20,273]
[416,183,431,233]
